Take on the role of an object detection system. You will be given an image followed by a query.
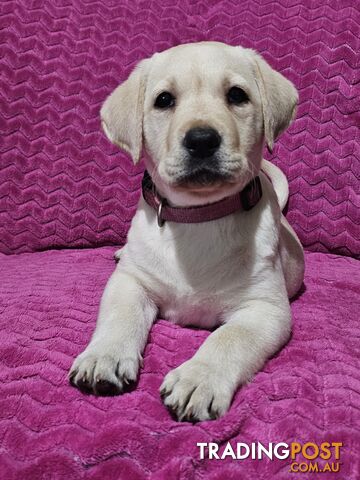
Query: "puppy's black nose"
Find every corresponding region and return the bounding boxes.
[183,127,221,158]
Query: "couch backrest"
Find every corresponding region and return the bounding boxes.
[1,1,358,256]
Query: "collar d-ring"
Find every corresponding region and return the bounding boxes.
[156,197,165,227]
[151,181,166,227]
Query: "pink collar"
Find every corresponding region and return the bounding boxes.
[142,171,262,226]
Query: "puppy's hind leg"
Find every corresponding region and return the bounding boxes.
[279,216,305,299]
[69,267,157,395]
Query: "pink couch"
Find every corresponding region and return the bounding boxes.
[1,1,359,478]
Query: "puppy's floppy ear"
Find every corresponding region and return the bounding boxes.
[100,59,150,163]
[249,50,298,152]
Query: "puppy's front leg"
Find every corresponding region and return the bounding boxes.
[161,298,291,421]
[69,267,156,395]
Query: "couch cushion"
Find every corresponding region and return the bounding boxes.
[0,247,358,478]
[0,1,359,256]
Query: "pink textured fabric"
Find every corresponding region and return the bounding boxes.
[0,247,359,479]
[0,0,359,256]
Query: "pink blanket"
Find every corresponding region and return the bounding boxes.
[0,248,359,478]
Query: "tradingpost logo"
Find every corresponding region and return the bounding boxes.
[197,441,343,474]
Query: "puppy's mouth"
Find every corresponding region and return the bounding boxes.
[173,167,234,191]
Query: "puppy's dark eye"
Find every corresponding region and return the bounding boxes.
[227,86,249,105]
[154,91,175,109]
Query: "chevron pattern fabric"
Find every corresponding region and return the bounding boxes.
[0,247,359,478]
[0,0,359,256]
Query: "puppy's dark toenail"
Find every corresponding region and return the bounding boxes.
[77,377,93,394]
[68,370,77,385]
[209,409,219,420]
[166,404,180,421]
[187,414,198,423]
[95,379,121,396]
[160,389,170,399]
[208,397,218,420]
[183,408,198,423]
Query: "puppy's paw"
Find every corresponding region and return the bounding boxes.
[69,345,140,396]
[160,359,233,422]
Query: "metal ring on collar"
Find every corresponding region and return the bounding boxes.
[157,198,165,227]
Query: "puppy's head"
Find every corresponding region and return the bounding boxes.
[101,42,298,204]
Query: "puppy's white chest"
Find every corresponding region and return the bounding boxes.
[122,194,278,329]
[159,297,221,328]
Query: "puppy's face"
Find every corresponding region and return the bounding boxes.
[143,43,265,197]
[101,42,298,204]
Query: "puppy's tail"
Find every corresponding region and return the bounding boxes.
[261,159,289,211]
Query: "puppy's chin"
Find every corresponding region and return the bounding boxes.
[173,169,233,192]
[174,184,234,200]
[167,171,244,205]
[155,176,244,207]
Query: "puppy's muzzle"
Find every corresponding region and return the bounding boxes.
[177,127,228,186]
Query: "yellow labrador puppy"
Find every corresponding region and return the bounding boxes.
[69,42,304,422]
